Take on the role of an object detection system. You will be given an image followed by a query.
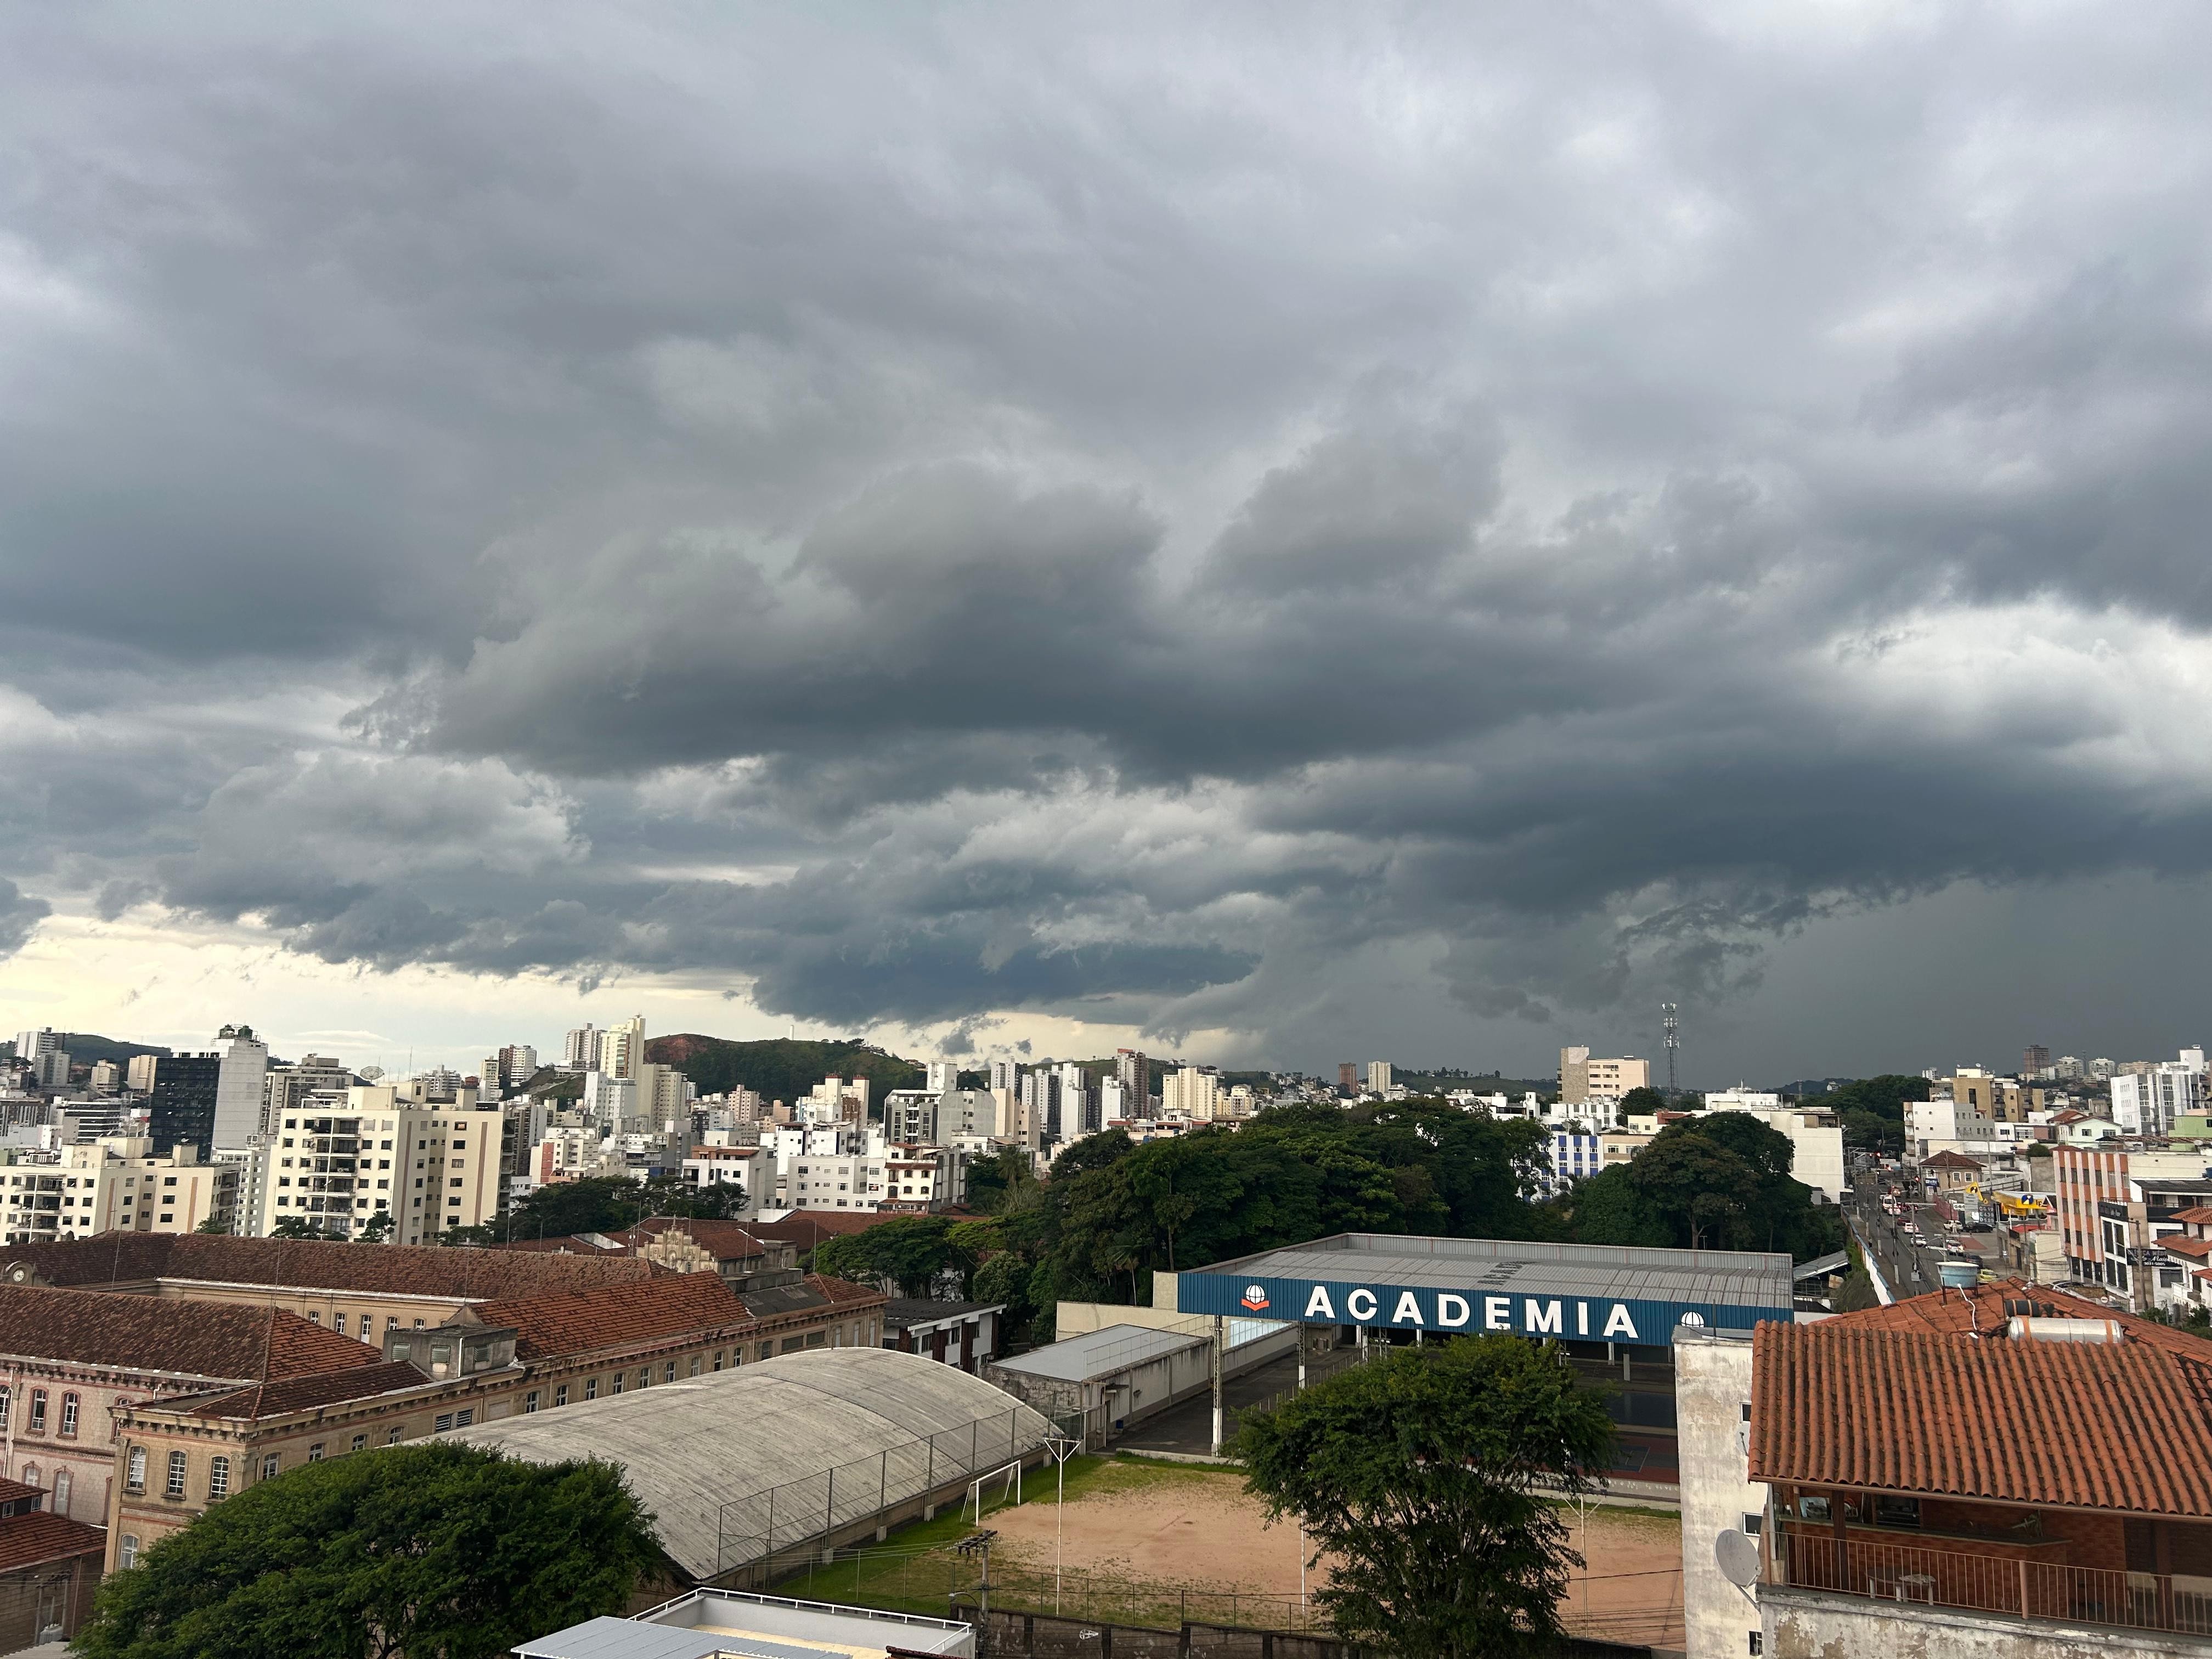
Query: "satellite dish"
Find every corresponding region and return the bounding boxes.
[1716,1528,1761,1588]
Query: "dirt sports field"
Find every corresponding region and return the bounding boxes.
[978,1457,1684,1650]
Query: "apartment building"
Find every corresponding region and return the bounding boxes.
[1558,1047,1650,1107]
[1,1137,236,1245]
[1905,1094,1996,1161]
[1698,1092,1848,1202]
[105,1268,887,1569]
[1678,1281,2212,1659]
[0,1284,379,1529]
[1161,1066,1222,1121]
[2052,1142,2212,1305]
[255,1083,503,1243]
[2112,1057,2208,1136]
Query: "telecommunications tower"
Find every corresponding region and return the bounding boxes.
[1662,1003,1679,1093]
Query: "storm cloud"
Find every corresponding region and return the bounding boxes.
[4,4,2211,1069]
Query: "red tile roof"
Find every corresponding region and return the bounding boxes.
[2163,1236,2212,1260]
[0,1284,380,1380]
[181,1359,449,1421]
[807,1272,888,1307]
[2173,1206,2212,1227]
[1751,1280,2212,1516]
[0,1509,107,1573]
[1920,1150,1987,1170]
[5,1233,663,1297]
[467,1270,750,1359]
[0,1477,40,1507]
[744,1211,922,1248]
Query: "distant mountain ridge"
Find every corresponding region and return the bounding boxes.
[645,1034,925,1109]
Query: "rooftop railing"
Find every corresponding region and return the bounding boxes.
[1781,1530,2212,1638]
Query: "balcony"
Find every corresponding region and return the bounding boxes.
[1780,1527,2212,1640]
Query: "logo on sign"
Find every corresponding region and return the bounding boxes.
[1240,1284,1270,1311]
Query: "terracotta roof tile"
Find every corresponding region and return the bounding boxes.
[0,1284,380,1380]
[467,1271,749,1359]
[0,1509,108,1573]
[0,1477,40,1508]
[2161,1237,2212,1260]
[1752,1282,2212,1516]
[1919,1150,1987,1169]
[5,1233,663,1297]
[2172,1206,2212,1227]
[181,1359,446,1420]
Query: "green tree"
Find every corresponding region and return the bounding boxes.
[74,1442,660,1659]
[505,1176,641,1239]
[269,1216,338,1241]
[355,1211,394,1244]
[194,1216,232,1235]
[1049,1128,1136,1183]
[1616,1085,1669,1118]
[812,1216,967,1297]
[1234,1338,1615,1659]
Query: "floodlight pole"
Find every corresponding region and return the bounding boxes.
[1210,1315,1224,1456]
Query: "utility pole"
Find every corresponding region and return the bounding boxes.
[1209,1315,1225,1456]
[1662,1003,1679,1094]
[957,1530,997,1624]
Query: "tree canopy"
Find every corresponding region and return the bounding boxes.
[75,1442,659,1659]
[811,1215,1002,1298]
[1560,1113,1845,1259]
[1234,1337,1616,1659]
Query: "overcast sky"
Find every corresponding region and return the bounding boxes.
[4,4,2211,1085]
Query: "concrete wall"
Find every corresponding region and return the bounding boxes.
[1673,1330,1763,1659]
[1765,1585,2212,1658]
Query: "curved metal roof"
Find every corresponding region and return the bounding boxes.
[442,1346,1052,1578]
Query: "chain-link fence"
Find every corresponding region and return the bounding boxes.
[713,1405,1077,1583]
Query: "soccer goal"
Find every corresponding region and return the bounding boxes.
[964,1459,1023,1522]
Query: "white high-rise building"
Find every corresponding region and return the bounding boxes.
[989,1058,1019,1094]
[926,1060,960,1094]
[1163,1065,1222,1121]
[30,1049,72,1088]
[261,1082,502,1244]
[2112,1056,2207,1136]
[210,1024,270,1150]
[599,1015,646,1081]
[1366,1060,1393,1095]
[13,1028,62,1065]
[562,1025,600,1071]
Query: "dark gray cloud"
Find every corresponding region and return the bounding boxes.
[4,4,2211,1074]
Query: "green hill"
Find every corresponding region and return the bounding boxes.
[645,1035,925,1111]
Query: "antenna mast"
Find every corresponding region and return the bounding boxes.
[1662,1003,1679,1093]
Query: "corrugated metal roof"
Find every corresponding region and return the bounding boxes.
[990,1324,1208,1383]
[1751,1314,2212,1516]
[1190,1232,1793,1310]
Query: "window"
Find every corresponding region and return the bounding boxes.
[208,1457,230,1499]
[387,1316,399,1331]
[555,1384,569,1406]
[524,1391,540,1413]
[0,1384,7,1430]
[333,1313,347,1335]
[386,1427,403,1446]
[29,1389,47,1432]
[119,1534,139,1570]
[1742,1513,1763,1537]
[637,1368,651,1389]
[712,1351,724,1372]
[166,1451,188,1497]
[1748,1635,1762,1656]
[351,1434,366,1452]
[53,1469,72,1513]
[611,1372,624,1395]
[262,1453,280,1480]
[126,1447,147,1492]
[665,1361,678,1383]
[455,1409,473,1427]
[689,1355,701,1377]
[308,1443,325,1462]
[584,1376,598,1400]
[435,1413,454,1432]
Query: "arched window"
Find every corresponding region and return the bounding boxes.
[19,1463,37,1492]
[60,1392,80,1437]
[52,1469,71,1514]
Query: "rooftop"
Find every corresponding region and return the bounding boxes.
[1920,1150,1987,1170]
[520,1589,973,1659]
[443,1347,1053,1579]
[882,1298,1004,1330]
[0,1509,108,1573]
[1184,1231,1795,1313]
[1751,1279,2212,1516]
[0,1283,380,1381]
[991,1323,1209,1383]
[470,1272,751,1359]
[4,1232,665,1299]
[175,1358,451,1421]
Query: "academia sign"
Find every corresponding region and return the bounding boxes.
[1177,1271,1781,1341]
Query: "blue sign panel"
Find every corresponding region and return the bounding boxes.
[1176,1271,1785,1342]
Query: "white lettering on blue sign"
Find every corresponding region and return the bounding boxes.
[1210,1279,1688,1342]
[1602,1304,1639,1340]
[1484,1295,1511,1330]
[1392,1291,1423,1325]
[1437,1293,1471,1328]
[1525,1299,1562,1334]
[1304,1286,1335,1319]
[1577,1301,1590,1336]
[1346,1288,1378,1320]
